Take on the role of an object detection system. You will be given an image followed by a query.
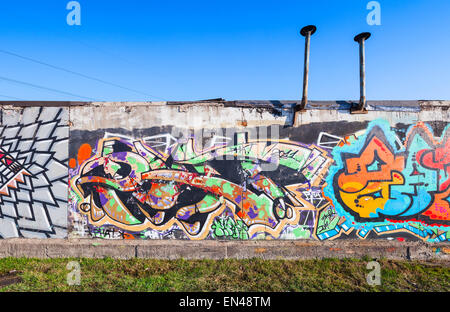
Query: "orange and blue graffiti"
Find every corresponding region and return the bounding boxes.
[323,120,449,242]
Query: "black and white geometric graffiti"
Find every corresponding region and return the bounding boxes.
[0,107,68,238]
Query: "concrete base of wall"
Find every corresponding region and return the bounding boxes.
[0,239,449,262]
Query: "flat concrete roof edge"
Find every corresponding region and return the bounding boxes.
[0,100,448,112]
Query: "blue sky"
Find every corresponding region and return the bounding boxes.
[0,0,449,101]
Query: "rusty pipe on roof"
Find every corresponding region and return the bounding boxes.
[351,32,371,114]
[293,25,317,125]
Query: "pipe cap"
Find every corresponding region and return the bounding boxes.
[354,32,371,42]
[300,25,317,36]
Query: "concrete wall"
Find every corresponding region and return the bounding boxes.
[0,100,449,244]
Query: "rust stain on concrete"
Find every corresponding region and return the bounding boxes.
[254,248,267,253]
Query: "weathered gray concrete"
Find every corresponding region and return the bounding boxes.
[0,239,448,261]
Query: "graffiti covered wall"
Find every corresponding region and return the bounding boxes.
[66,104,450,242]
[0,107,68,238]
[69,130,331,240]
[323,120,450,242]
[0,102,448,242]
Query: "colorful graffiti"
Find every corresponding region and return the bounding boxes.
[0,105,448,243]
[211,216,249,240]
[70,133,330,240]
[0,107,68,238]
[69,120,450,242]
[323,120,450,242]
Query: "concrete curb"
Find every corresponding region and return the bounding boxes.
[0,239,449,261]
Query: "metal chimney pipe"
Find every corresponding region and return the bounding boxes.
[293,25,316,125]
[352,32,371,114]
